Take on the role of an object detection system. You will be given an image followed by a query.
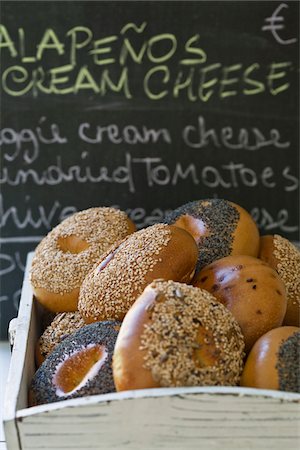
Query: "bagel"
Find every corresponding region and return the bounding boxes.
[113,280,245,391]
[193,255,287,352]
[78,224,198,323]
[30,207,136,312]
[241,326,300,392]
[35,312,86,366]
[259,235,300,326]
[164,199,260,272]
[30,321,121,405]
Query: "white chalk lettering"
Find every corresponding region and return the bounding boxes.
[0,116,67,164]
[251,207,298,232]
[282,166,299,191]
[78,122,172,145]
[0,154,298,194]
[182,115,290,150]
[0,253,16,276]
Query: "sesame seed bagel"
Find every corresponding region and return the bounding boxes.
[36,312,86,367]
[193,255,287,352]
[30,321,121,406]
[164,199,260,272]
[78,224,198,323]
[259,235,300,326]
[241,326,300,392]
[113,280,245,391]
[30,207,136,312]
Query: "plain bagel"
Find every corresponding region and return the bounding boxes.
[193,255,287,352]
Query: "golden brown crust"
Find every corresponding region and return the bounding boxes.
[259,235,278,267]
[30,207,136,312]
[32,286,80,313]
[193,255,287,353]
[259,234,300,326]
[113,280,245,391]
[78,224,198,323]
[113,285,158,391]
[240,326,299,390]
[230,202,260,257]
[164,199,260,273]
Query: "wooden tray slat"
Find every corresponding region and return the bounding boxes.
[3,252,300,450]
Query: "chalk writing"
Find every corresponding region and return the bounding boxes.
[0,1,298,342]
[0,202,298,240]
[0,155,298,193]
[262,3,298,45]
[0,117,67,163]
[251,207,299,232]
[78,122,172,145]
[0,22,295,99]
[0,61,293,99]
[0,251,26,277]
[0,194,76,230]
[182,116,290,151]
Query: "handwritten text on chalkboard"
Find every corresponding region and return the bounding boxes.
[0,22,295,99]
[0,1,298,340]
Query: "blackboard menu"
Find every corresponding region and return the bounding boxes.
[0,1,299,338]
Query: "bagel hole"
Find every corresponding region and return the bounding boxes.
[57,235,90,254]
[54,344,107,395]
[193,327,220,368]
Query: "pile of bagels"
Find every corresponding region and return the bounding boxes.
[28,199,300,406]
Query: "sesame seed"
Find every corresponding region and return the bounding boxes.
[30,208,134,295]
[140,280,245,387]
[78,224,172,321]
[273,235,300,310]
[39,312,86,359]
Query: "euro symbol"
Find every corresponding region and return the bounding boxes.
[262,3,297,45]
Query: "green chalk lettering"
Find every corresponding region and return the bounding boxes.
[120,38,147,65]
[74,65,99,93]
[147,34,177,63]
[219,64,242,98]
[18,28,25,59]
[18,28,36,62]
[268,62,292,95]
[120,22,147,35]
[144,65,169,100]
[0,25,17,57]
[180,34,207,65]
[32,67,51,96]
[243,63,265,95]
[100,67,131,98]
[173,69,197,101]
[2,65,33,96]
[36,29,64,60]
[198,63,221,102]
[49,64,74,94]
[90,35,118,66]
[67,26,93,66]
[119,22,147,65]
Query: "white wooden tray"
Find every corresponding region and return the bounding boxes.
[3,253,300,450]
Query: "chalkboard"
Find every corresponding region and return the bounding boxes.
[0,0,299,339]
